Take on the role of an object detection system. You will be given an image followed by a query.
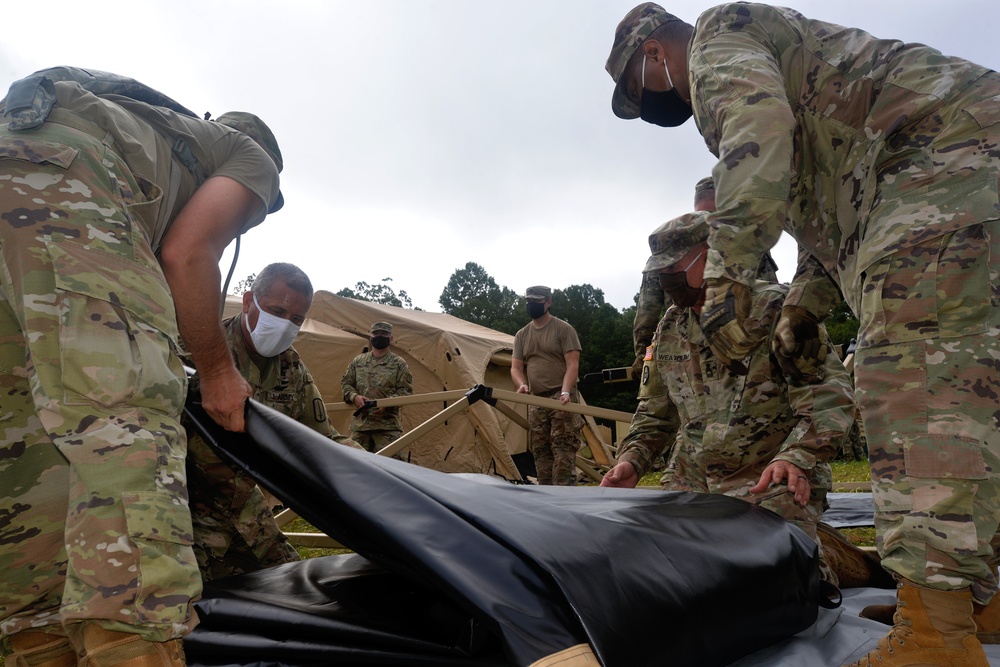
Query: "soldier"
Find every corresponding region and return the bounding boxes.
[0,69,281,665]
[631,175,779,380]
[601,212,883,590]
[606,5,1000,665]
[341,322,413,455]
[185,263,363,581]
[510,286,584,486]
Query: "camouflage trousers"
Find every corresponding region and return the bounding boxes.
[0,120,200,642]
[351,430,402,458]
[186,432,300,582]
[666,442,836,585]
[855,220,1000,603]
[528,392,583,486]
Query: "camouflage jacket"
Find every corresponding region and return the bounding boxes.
[688,3,993,313]
[619,282,855,478]
[341,351,413,432]
[219,314,359,448]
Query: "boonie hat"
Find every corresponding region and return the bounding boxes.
[217,111,285,213]
[370,322,393,335]
[524,286,552,301]
[606,3,681,120]
[643,211,710,273]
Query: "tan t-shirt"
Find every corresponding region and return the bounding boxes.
[512,316,582,395]
[50,81,279,253]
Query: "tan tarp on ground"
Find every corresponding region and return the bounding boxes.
[225,291,525,479]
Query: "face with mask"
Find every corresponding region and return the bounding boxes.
[658,247,706,308]
[526,301,548,320]
[639,52,692,127]
[242,281,311,358]
[370,334,391,350]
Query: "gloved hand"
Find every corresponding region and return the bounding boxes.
[771,305,829,383]
[700,278,760,375]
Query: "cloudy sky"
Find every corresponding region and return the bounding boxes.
[2,1,996,312]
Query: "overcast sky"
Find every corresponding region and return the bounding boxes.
[2,1,997,312]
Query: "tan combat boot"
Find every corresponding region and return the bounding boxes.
[816,522,894,589]
[844,579,988,667]
[6,630,77,667]
[973,593,1000,644]
[76,625,185,667]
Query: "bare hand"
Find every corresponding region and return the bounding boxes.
[200,366,252,432]
[750,460,811,507]
[353,394,368,409]
[600,461,639,488]
[516,383,530,394]
[559,393,570,405]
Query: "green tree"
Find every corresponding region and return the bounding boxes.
[338,277,416,309]
[824,301,860,350]
[439,262,521,334]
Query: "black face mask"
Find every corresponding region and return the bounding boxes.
[527,302,547,319]
[658,272,703,308]
[370,336,390,350]
[640,88,692,127]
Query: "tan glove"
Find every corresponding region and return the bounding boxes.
[699,279,761,375]
[771,305,829,383]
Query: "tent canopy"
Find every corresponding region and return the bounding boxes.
[225,291,525,479]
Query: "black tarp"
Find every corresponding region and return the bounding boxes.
[184,400,824,667]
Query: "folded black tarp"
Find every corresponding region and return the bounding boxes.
[184,400,823,667]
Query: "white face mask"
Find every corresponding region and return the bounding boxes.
[249,292,301,357]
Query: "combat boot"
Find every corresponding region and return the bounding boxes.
[6,630,76,667]
[973,593,1000,644]
[76,625,185,667]
[816,522,894,589]
[843,579,988,667]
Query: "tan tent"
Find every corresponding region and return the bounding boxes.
[225,291,525,479]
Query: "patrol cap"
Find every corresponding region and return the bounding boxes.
[370,321,393,335]
[694,176,715,195]
[217,111,284,213]
[643,211,710,273]
[524,285,552,301]
[606,3,681,120]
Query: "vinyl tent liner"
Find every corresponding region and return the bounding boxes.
[183,399,823,667]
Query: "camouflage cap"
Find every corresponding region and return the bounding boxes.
[694,176,715,195]
[370,321,393,335]
[217,111,284,213]
[643,211,710,273]
[524,285,552,301]
[606,3,681,120]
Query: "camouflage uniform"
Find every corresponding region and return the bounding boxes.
[185,314,361,581]
[0,77,279,643]
[619,281,855,584]
[682,4,1000,600]
[340,351,413,453]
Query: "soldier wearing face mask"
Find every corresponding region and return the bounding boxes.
[341,322,414,455]
[601,214,889,592]
[184,263,363,581]
[511,286,584,486]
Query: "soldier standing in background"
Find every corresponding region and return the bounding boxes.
[341,322,413,456]
[511,286,584,486]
